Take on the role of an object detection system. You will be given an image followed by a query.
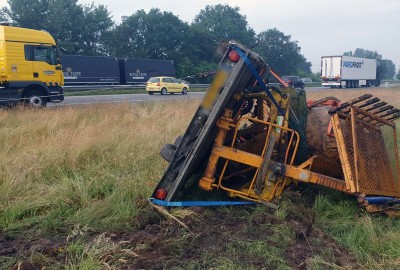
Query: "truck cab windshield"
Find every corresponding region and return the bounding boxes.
[24,44,58,65]
[34,45,57,65]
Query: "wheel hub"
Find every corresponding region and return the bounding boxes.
[29,96,42,106]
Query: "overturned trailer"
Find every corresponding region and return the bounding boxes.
[152,41,400,214]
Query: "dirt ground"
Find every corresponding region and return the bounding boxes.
[0,190,360,270]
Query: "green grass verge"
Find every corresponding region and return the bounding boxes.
[1,89,400,269]
[313,190,400,269]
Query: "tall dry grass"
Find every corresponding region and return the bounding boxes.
[0,101,199,231]
[1,86,399,233]
[1,87,400,269]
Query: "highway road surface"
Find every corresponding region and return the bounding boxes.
[51,85,398,106]
[50,92,206,106]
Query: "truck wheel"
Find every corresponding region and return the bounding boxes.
[161,88,167,95]
[24,90,47,107]
[182,88,188,95]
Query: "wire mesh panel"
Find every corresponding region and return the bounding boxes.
[333,104,400,196]
[352,109,400,197]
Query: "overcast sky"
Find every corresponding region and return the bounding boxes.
[1,0,399,73]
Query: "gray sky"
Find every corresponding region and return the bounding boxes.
[1,0,399,73]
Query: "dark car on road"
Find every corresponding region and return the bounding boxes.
[282,76,305,90]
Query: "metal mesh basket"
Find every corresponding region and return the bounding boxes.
[332,99,400,197]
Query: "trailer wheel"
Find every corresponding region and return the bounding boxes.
[182,88,188,95]
[160,143,176,162]
[161,88,167,95]
[174,135,183,147]
[23,89,47,107]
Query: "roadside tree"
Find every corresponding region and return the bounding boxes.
[109,9,187,60]
[193,4,255,47]
[380,59,396,79]
[4,0,113,55]
[256,28,311,76]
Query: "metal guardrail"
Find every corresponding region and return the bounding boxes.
[63,80,399,92]
[63,84,145,91]
[63,83,210,92]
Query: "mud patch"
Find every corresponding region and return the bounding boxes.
[0,234,65,269]
[1,193,360,269]
[282,192,360,269]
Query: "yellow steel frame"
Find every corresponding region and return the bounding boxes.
[199,114,300,202]
[199,94,350,203]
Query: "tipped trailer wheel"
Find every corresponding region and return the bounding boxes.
[160,143,177,162]
[174,135,183,147]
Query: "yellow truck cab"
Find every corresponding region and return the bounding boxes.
[0,24,64,106]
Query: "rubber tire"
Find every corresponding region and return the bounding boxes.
[174,135,183,147]
[24,90,47,107]
[160,143,176,162]
[148,92,154,95]
[182,88,188,95]
[161,88,167,95]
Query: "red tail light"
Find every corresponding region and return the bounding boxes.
[157,82,160,86]
[155,189,167,200]
[228,50,240,63]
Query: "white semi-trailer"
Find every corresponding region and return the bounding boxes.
[321,55,381,88]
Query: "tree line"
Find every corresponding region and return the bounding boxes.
[1,0,397,80]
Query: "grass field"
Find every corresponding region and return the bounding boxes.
[1,86,400,269]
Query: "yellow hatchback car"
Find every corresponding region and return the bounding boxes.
[146,77,190,95]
